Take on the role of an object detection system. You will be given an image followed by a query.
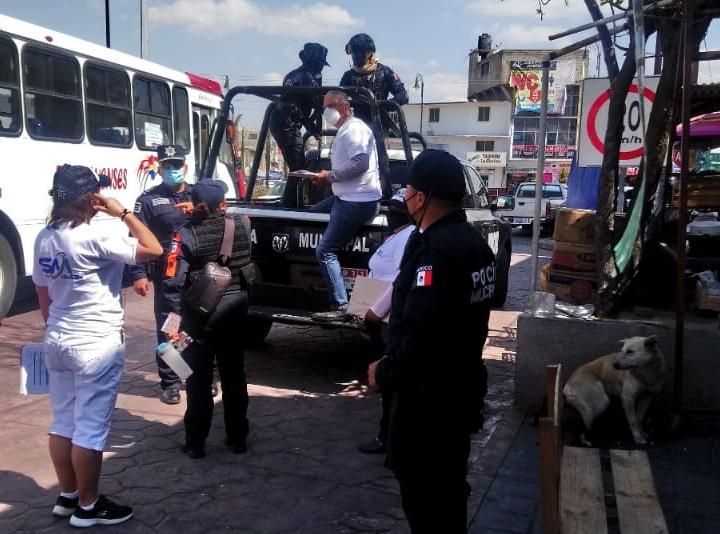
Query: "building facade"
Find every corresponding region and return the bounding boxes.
[403,100,512,193]
[467,36,589,189]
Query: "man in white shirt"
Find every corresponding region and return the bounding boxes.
[310,90,381,321]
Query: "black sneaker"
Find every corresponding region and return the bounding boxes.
[52,494,78,517]
[180,442,206,459]
[69,495,133,528]
[311,310,351,322]
[358,437,386,455]
[225,438,247,455]
[160,386,181,405]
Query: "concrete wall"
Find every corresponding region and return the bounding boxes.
[403,101,512,138]
[516,313,720,410]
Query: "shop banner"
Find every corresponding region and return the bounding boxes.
[509,60,576,114]
[467,151,507,167]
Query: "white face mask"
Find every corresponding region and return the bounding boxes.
[323,107,341,127]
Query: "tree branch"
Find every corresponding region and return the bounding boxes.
[584,0,620,79]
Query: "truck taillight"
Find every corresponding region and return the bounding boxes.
[545,201,551,219]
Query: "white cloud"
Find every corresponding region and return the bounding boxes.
[467,0,590,19]
[426,59,441,69]
[149,0,361,37]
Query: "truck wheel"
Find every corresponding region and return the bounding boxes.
[491,242,510,308]
[0,234,18,320]
[244,316,273,345]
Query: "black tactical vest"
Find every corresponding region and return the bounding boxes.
[188,214,253,292]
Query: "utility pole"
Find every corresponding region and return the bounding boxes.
[140,0,149,59]
[105,0,111,48]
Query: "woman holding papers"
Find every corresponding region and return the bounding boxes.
[359,188,413,455]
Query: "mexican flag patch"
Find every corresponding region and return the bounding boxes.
[416,267,433,287]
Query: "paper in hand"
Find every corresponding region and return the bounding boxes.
[288,170,318,178]
[161,312,181,338]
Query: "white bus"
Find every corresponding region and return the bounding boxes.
[0,13,237,318]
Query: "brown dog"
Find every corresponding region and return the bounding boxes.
[562,335,664,445]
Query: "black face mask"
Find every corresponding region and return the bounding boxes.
[304,59,324,75]
[351,51,368,67]
[387,209,410,232]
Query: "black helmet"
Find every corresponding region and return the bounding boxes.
[345,33,376,55]
[299,43,330,67]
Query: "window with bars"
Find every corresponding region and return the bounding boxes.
[428,107,440,123]
[475,140,495,152]
[477,106,490,122]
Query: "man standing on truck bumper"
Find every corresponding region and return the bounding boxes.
[368,150,493,533]
[310,90,381,322]
[129,145,192,405]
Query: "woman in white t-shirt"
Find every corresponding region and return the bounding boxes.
[32,165,162,528]
[359,189,414,455]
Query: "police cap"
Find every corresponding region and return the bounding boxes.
[407,150,466,201]
[345,33,375,55]
[192,180,228,211]
[299,43,330,67]
[50,164,110,201]
[157,144,186,163]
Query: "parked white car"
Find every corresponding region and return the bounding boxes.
[496,182,567,232]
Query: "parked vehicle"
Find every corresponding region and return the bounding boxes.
[496,182,567,232]
[202,86,512,343]
[0,13,237,318]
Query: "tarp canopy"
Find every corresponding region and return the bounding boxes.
[566,155,601,209]
[675,112,720,137]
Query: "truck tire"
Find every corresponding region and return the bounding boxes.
[0,233,18,320]
[245,316,273,345]
[491,241,510,308]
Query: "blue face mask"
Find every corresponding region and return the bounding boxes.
[162,167,185,186]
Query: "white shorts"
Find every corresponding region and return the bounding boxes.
[44,329,125,452]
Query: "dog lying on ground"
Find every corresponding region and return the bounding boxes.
[562,335,665,445]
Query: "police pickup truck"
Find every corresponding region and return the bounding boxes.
[202,86,512,343]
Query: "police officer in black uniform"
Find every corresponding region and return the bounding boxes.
[269,42,329,208]
[168,181,253,459]
[340,33,408,131]
[368,150,494,533]
[129,145,193,404]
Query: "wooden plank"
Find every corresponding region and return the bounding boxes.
[540,417,560,534]
[560,447,608,534]
[611,450,669,534]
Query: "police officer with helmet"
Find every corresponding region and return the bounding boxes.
[367,150,494,533]
[341,34,408,106]
[269,42,329,208]
[129,144,193,404]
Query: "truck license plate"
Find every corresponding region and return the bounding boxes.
[342,268,368,291]
[514,217,531,224]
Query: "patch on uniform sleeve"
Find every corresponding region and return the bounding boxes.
[133,202,142,213]
[415,266,433,287]
[151,197,171,206]
[470,264,495,303]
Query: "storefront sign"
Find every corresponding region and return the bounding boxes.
[578,77,659,167]
[511,144,576,160]
[466,151,507,167]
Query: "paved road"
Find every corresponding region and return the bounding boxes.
[0,232,536,533]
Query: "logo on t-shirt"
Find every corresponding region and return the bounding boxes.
[39,253,81,280]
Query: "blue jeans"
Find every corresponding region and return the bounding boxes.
[311,196,379,309]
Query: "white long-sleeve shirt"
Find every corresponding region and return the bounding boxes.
[368,225,415,318]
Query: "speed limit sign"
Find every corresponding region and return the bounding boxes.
[578,77,659,167]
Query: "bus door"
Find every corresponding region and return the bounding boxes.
[192,105,213,178]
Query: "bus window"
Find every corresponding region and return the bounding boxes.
[200,114,209,171]
[22,46,83,141]
[0,37,21,135]
[172,86,190,152]
[84,62,132,147]
[192,111,200,175]
[133,75,171,149]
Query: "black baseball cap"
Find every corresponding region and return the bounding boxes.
[157,144,186,163]
[192,180,228,210]
[407,149,466,201]
[300,43,330,67]
[50,165,110,201]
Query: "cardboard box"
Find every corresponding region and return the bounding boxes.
[552,241,596,272]
[546,278,597,305]
[553,209,595,244]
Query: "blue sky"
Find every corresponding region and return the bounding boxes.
[3,0,719,127]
